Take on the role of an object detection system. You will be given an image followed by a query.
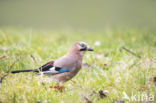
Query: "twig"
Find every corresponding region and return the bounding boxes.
[128,59,141,69]
[122,47,141,58]
[0,58,20,83]
[83,96,92,103]
[30,54,37,64]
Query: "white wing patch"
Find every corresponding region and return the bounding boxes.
[37,67,59,75]
[49,67,58,73]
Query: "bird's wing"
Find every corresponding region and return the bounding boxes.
[36,60,72,75]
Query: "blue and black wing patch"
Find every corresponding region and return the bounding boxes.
[36,61,72,75]
[37,67,72,75]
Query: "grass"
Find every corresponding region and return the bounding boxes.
[0,27,156,103]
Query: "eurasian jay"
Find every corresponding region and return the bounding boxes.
[11,42,93,84]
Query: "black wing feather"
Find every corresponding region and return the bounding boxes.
[11,60,55,73]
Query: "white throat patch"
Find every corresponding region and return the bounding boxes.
[80,51,86,56]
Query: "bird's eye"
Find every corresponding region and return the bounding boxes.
[80,43,85,47]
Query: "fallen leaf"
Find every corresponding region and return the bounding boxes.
[0,54,7,59]
[99,90,108,98]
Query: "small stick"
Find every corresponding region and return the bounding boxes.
[30,54,37,64]
[122,47,141,58]
[83,96,92,103]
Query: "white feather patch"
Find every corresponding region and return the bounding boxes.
[37,67,59,75]
[49,67,58,73]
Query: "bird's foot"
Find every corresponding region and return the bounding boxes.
[50,85,65,92]
[54,85,65,92]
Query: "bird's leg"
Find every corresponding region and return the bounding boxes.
[52,82,65,92]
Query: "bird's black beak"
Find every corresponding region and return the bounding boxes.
[87,47,94,51]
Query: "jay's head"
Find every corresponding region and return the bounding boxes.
[69,42,94,56]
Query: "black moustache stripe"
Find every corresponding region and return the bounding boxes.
[80,48,87,51]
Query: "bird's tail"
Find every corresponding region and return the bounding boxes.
[11,69,38,73]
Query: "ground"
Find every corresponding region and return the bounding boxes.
[0,27,156,103]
